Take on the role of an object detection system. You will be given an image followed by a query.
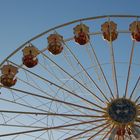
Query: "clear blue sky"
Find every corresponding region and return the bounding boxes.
[0,0,140,62]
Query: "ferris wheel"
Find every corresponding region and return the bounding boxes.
[1,15,140,140]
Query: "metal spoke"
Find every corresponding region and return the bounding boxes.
[64,122,108,140]
[0,123,45,129]
[124,41,135,98]
[89,41,115,99]
[1,86,105,113]
[108,41,119,98]
[101,125,114,140]
[0,119,106,138]
[87,124,110,140]
[0,110,104,118]
[130,76,140,100]
[135,95,140,103]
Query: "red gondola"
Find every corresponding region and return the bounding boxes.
[73,23,89,45]
[101,21,118,41]
[47,34,63,55]
[129,21,140,41]
[0,65,18,87]
[22,44,39,68]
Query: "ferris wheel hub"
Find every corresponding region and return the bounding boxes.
[107,98,137,124]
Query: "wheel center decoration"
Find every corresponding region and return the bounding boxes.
[107,98,137,124]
